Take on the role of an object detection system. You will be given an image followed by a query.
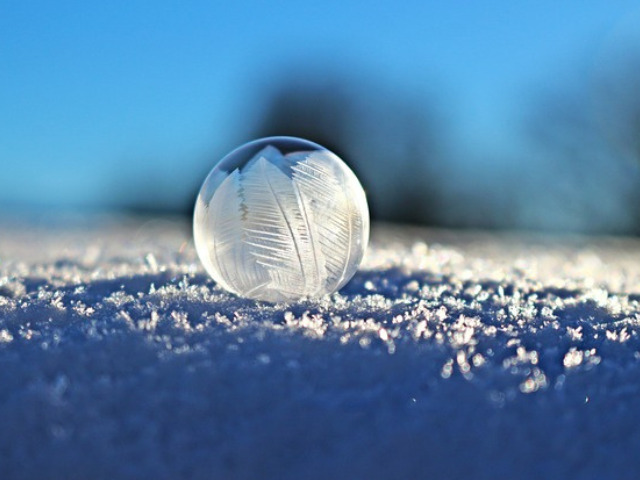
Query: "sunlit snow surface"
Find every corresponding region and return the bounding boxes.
[1,217,640,479]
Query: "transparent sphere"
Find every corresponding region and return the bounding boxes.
[194,136,369,302]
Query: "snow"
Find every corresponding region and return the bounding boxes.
[1,217,640,479]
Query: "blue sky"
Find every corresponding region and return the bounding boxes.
[1,1,640,211]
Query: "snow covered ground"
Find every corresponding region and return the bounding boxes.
[1,216,640,479]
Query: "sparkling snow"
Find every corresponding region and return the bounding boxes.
[1,217,640,479]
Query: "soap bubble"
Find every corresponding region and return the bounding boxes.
[194,137,369,302]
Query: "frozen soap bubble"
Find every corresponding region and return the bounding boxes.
[194,136,369,302]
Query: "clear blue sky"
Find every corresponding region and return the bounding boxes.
[1,1,639,211]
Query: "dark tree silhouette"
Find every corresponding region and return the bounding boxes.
[252,70,449,225]
[521,50,640,235]
[591,50,640,233]
[593,50,640,164]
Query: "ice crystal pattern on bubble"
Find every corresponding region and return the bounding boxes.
[194,143,369,302]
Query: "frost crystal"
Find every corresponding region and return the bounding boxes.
[193,137,369,302]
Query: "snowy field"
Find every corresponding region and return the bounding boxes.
[1,216,640,479]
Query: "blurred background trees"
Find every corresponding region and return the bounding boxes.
[251,69,448,225]
[2,2,640,235]
[518,48,640,234]
[244,48,640,234]
[106,49,640,234]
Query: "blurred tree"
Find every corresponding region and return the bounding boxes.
[521,50,640,235]
[594,50,640,164]
[252,69,450,225]
[593,49,640,233]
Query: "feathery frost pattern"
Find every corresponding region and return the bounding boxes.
[242,155,324,299]
[291,152,360,289]
[195,142,369,302]
[207,170,269,295]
